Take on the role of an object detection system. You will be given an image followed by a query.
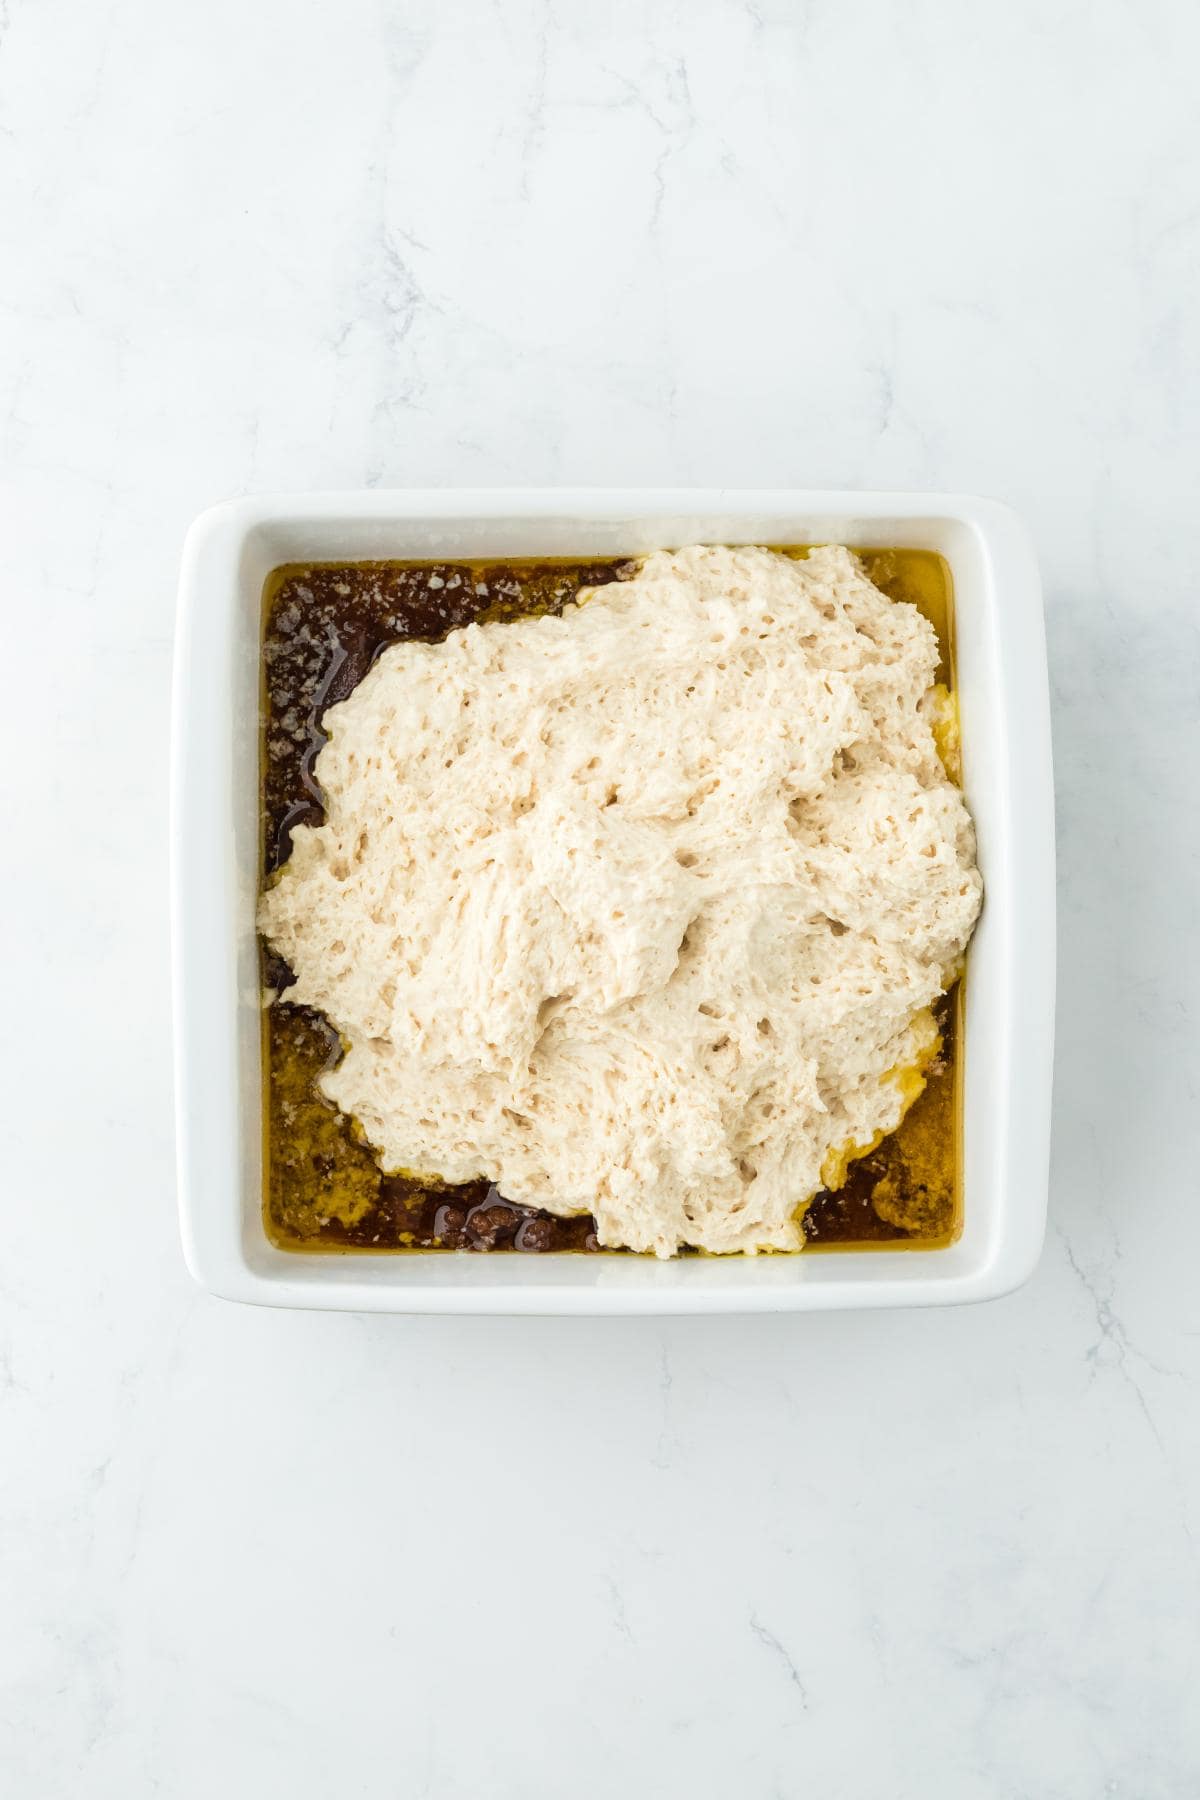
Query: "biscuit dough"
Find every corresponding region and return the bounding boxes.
[260,546,982,1256]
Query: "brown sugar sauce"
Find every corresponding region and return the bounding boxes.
[260,550,964,1254]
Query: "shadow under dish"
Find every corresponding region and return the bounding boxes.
[259,551,964,1256]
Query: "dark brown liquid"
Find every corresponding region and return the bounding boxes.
[260,552,962,1254]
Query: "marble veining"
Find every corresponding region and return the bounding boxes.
[2,0,1199,1794]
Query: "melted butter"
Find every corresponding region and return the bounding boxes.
[816,1007,942,1195]
[926,684,962,782]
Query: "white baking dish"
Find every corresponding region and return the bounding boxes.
[171,490,1054,1313]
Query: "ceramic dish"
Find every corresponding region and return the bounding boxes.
[171,490,1054,1313]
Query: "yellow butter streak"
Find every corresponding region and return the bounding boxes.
[816,1008,942,1194]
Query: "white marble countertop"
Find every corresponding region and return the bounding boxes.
[3,1,1199,1794]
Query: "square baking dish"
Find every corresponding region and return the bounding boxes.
[171,490,1054,1313]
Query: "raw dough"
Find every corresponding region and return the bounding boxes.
[260,545,982,1256]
